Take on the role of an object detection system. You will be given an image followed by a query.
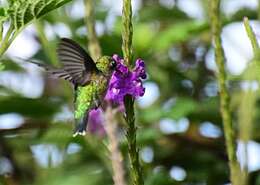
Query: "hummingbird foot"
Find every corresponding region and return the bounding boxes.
[73,130,86,137]
[73,115,88,137]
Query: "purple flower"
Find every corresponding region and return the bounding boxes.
[105,54,147,104]
[134,59,147,79]
[86,55,146,135]
[88,108,105,136]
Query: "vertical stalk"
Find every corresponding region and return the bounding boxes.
[209,1,240,185]
[243,17,259,54]
[104,107,126,185]
[0,20,4,70]
[0,24,14,57]
[0,23,3,42]
[122,1,143,185]
[240,16,260,185]
[124,96,143,185]
[84,0,101,61]
[85,1,126,185]
[35,21,58,66]
[122,0,133,66]
[258,0,260,21]
[238,89,255,185]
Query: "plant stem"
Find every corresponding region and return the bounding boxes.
[238,89,255,185]
[209,1,240,184]
[35,21,58,66]
[240,16,260,185]
[84,0,101,61]
[122,0,133,66]
[0,24,14,57]
[122,1,143,185]
[0,23,3,42]
[124,96,143,185]
[243,17,259,55]
[258,0,260,21]
[104,107,126,185]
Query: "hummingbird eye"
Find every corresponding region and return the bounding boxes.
[110,60,117,69]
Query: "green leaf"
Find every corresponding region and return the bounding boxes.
[0,62,4,70]
[166,98,197,120]
[133,23,156,51]
[1,58,24,71]
[141,98,197,122]
[153,21,208,50]
[231,8,257,21]
[37,0,60,18]
[33,0,45,16]
[139,6,189,23]
[23,2,34,24]
[0,7,6,17]
[40,124,72,146]
[8,0,72,31]
[137,127,162,146]
[0,96,62,118]
[145,170,175,185]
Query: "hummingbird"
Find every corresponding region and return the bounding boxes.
[30,38,117,136]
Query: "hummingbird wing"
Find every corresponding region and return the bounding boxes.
[57,38,99,86]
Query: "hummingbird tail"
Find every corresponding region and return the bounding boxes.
[73,114,88,137]
[16,57,50,69]
[17,57,75,83]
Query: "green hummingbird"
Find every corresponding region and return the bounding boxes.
[31,38,117,136]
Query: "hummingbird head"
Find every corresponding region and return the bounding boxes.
[96,56,117,75]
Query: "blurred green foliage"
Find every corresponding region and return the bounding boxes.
[0,0,260,185]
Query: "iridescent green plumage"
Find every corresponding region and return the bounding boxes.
[30,38,116,136]
[74,74,108,120]
[75,84,97,120]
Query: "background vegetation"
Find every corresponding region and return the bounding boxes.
[0,0,260,185]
